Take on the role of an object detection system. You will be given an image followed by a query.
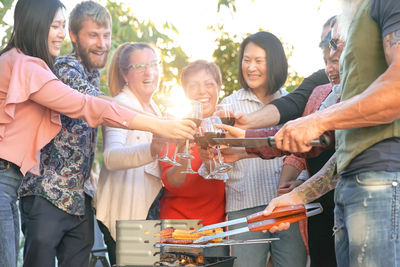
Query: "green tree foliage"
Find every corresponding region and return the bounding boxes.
[211,24,241,98]
[0,0,189,111]
[0,0,13,46]
[1,0,304,159]
[212,25,304,99]
[90,0,190,160]
[282,43,304,92]
[104,1,189,111]
[217,0,237,12]
[1,0,303,101]
[214,0,303,96]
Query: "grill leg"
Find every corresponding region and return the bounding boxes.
[89,253,110,267]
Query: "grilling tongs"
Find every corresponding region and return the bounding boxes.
[193,203,322,244]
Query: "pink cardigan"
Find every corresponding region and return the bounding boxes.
[0,49,136,175]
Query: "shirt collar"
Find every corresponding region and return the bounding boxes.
[121,86,161,116]
[68,50,100,86]
[236,88,263,103]
[236,88,286,103]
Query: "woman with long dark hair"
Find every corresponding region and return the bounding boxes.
[0,1,195,266]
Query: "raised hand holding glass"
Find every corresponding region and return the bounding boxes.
[199,117,232,174]
[156,113,181,166]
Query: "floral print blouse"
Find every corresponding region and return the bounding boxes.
[19,51,103,215]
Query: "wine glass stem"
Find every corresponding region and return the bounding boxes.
[209,159,214,173]
[213,157,220,169]
[165,142,169,156]
[217,145,224,164]
[184,139,189,153]
[172,145,178,161]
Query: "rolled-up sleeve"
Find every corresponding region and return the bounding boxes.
[284,155,307,172]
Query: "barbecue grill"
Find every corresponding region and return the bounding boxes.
[115,219,275,266]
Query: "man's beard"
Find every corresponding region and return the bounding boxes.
[74,38,109,70]
[338,0,365,41]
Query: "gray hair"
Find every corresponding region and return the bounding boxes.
[337,0,365,41]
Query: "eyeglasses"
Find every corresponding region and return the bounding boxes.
[329,39,338,51]
[127,60,160,73]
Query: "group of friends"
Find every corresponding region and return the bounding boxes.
[0,0,399,267]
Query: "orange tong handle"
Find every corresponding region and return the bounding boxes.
[246,205,306,224]
[248,213,307,232]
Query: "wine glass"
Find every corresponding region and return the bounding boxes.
[170,143,182,167]
[195,123,216,179]
[156,116,174,163]
[177,100,202,174]
[179,159,196,174]
[156,115,181,166]
[215,103,235,126]
[201,117,232,174]
[176,100,203,160]
[157,142,174,163]
[163,142,183,167]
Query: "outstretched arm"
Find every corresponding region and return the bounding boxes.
[274,29,400,153]
[264,152,339,215]
[234,69,328,129]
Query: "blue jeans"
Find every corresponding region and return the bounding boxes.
[0,164,23,267]
[334,171,400,267]
[228,205,307,267]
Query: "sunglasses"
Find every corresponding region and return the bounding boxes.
[329,39,338,51]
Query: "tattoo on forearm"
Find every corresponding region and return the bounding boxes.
[383,30,400,63]
[387,30,400,48]
[295,153,339,203]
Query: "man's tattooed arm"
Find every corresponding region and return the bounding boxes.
[293,152,339,203]
[383,29,400,65]
[263,152,338,216]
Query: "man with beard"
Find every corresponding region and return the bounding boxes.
[18,1,111,266]
[263,0,400,266]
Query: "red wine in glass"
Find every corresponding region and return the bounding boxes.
[194,132,225,148]
[194,134,208,149]
[220,117,235,126]
[215,104,234,126]
[185,118,202,127]
[205,132,226,145]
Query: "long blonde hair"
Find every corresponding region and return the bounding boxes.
[108,42,157,97]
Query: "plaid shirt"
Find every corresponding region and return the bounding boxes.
[18,51,103,215]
